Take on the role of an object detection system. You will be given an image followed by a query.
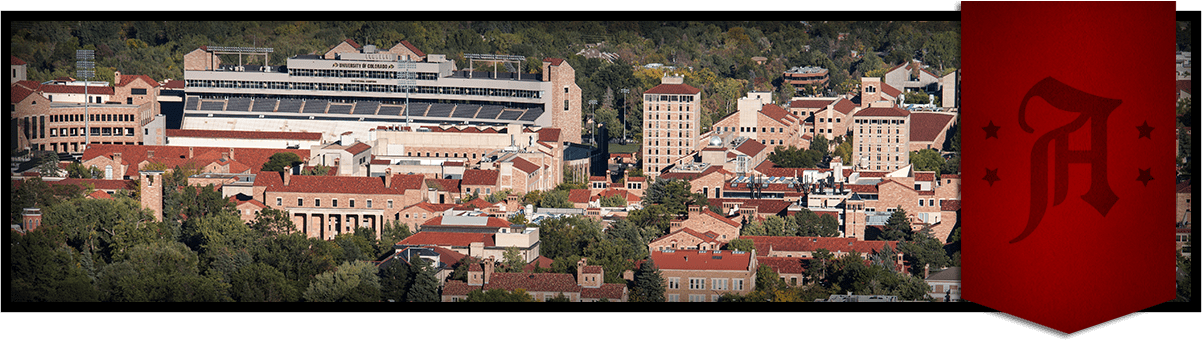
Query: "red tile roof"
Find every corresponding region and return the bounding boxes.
[344,38,362,49]
[915,171,936,182]
[230,196,267,209]
[909,112,955,142]
[462,169,499,186]
[650,227,721,245]
[833,97,859,114]
[511,157,540,174]
[82,145,311,177]
[759,104,793,124]
[735,139,767,157]
[425,179,461,193]
[708,198,793,216]
[645,83,701,95]
[87,190,113,200]
[543,58,565,66]
[854,106,910,117]
[344,142,372,155]
[398,40,426,57]
[161,80,186,89]
[754,160,828,178]
[537,128,561,142]
[651,249,754,271]
[659,164,732,181]
[881,82,902,98]
[568,189,592,203]
[940,199,961,211]
[402,201,459,213]
[37,83,115,95]
[581,283,627,300]
[790,99,836,109]
[116,74,159,88]
[397,231,495,247]
[593,188,640,203]
[166,129,322,141]
[421,215,513,228]
[741,236,898,255]
[11,56,27,65]
[458,198,495,210]
[581,265,604,274]
[1177,180,1191,193]
[523,255,556,273]
[698,209,741,228]
[258,172,423,194]
[757,256,807,275]
[1178,79,1192,96]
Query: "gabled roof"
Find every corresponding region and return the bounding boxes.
[344,142,372,155]
[458,198,495,210]
[462,169,500,186]
[166,129,322,141]
[759,104,793,124]
[11,83,40,104]
[36,83,115,95]
[581,283,627,300]
[734,139,767,157]
[741,236,898,255]
[511,157,540,174]
[11,56,27,65]
[754,160,829,178]
[397,231,495,247]
[651,249,753,271]
[568,189,592,203]
[1178,79,1192,95]
[82,145,311,177]
[650,227,721,245]
[881,83,902,98]
[401,201,459,213]
[87,190,113,200]
[230,196,267,209]
[909,112,956,142]
[425,178,461,193]
[343,38,362,49]
[115,74,159,88]
[832,97,859,114]
[49,178,136,191]
[258,172,424,194]
[645,83,701,95]
[523,255,556,273]
[659,164,733,181]
[708,198,793,216]
[537,128,561,142]
[1177,180,1191,194]
[543,58,565,66]
[397,40,426,57]
[757,256,807,275]
[485,272,583,293]
[940,199,961,211]
[914,171,936,182]
[592,188,640,203]
[696,209,741,228]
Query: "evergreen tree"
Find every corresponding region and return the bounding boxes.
[631,257,666,302]
[406,257,441,302]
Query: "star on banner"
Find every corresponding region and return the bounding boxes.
[1137,168,1154,186]
[1137,121,1154,139]
[984,168,1000,186]
[983,120,1001,139]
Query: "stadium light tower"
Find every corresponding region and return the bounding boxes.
[76,50,95,149]
[619,88,630,144]
[398,58,417,126]
[588,99,597,145]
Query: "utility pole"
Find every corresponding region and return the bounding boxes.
[588,99,598,146]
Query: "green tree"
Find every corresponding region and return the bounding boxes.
[44,197,164,263]
[34,151,62,177]
[540,189,574,209]
[406,256,441,302]
[810,134,830,156]
[95,240,230,302]
[808,249,835,286]
[501,246,526,272]
[10,177,87,224]
[909,148,945,173]
[229,263,299,302]
[249,206,296,236]
[899,232,951,277]
[630,257,666,302]
[303,261,381,302]
[9,229,100,302]
[879,206,912,241]
[65,162,102,179]
[261,152,303,173]
[755,264,786,294]
[600,194,628,208]
[379,257,414,302]
[767,145,824,168]
[725,238,755,252]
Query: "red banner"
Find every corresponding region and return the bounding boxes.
[962,1,1177,334]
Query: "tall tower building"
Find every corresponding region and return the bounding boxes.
[851,103,911,172]
[642,75,701,179]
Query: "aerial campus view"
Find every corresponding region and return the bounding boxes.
[7,20,1190,304]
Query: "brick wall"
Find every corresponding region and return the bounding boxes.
[546,61,582,145]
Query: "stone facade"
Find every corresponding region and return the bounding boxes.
[642,75,702,178]
[851,105,911,172]
[654,249,757,302]
[543,58,582,145]
[183,48,222,71]
[671,206,742,243]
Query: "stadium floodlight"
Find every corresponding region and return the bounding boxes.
[77,50,95,148]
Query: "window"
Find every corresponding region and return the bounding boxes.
[732,278,744,291]
[315,199,320,207]
[689,295,705,302]
[712,278,728,291]
[350,199,355,208]
[919,200,924,207]
[298,198,304,206]
[668,294,679,302]
[367,199,373,208]
[276,197,282,206]
[929,199,935,207]
[332,199,338,207]
[668,277,680,289]
[564,100,569,111]
[689,278,706,290]
[132,88,147,95]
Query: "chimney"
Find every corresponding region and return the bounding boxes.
[576,258,587,282]
[688,205,701,218]
[146,149,154,159]
[221,151,230,160]
[188,146,194,158]
[483,256,495,284]
[112,152,122,165]
[114,70,122,83]
[283,166,292,186]
[384,168,393,188]
[924,263,930,279]
[228,147,235,160]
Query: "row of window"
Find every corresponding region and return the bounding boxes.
[718,126,788,133]
[667,277,745,291]
[650,114,692,121]
[48,127,135,137]
[50,113,136,123]
[650,104,692,112]
[816,117,842,123]
[406,151,478,158]
[645,94,696,102]
[187,79,543,99]
[855,118,906,125]
[276,197,393,209]
[289,68,439,81]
